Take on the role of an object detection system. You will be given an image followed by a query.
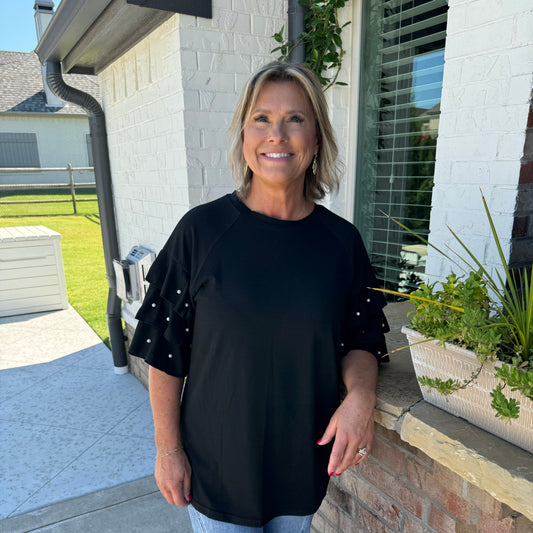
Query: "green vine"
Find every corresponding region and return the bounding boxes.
[418,360,486,397]
[490,384,520,421]
[272,0,350,90]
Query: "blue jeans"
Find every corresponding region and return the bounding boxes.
[187,505,313,533]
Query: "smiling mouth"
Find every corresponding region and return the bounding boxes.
[263,152,292,159]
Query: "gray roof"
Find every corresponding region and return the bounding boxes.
[0,50,101,115]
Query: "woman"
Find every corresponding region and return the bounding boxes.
[129,62,388,532]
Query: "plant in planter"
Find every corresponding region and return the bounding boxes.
[376,193,532,452]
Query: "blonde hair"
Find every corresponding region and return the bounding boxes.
[229,62,341,201]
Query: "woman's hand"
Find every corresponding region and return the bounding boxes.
[148,367,191,505]
[318,388,375,476]
[318,349,378,476]
[155,449,192,506]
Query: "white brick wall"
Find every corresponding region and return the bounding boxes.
[179,0,287,209]
[97,0,533,326]
[99,16,188,324]
[98,0,287,326]
[426,0,533,281]
[317,1,355,219]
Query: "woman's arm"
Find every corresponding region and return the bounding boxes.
[149,366,192,506]
[318,349,378,476]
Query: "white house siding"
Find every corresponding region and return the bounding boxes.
[0,114,93,185]
[426,0,533,281]
[98,0,287,326]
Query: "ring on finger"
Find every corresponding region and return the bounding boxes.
[357,447,368,456]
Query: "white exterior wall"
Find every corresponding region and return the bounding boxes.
[326,1,362,220]
[99,0,533,327]
[0,114,93,185]
[99,0,287,326]
[426,0,533,281]
[179,0,287,208]
[99,16,189,257]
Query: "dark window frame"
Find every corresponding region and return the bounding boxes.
[354,0,449,295]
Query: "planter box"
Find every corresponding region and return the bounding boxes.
[402,326,533,454]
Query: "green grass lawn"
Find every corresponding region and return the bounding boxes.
[0,187,99,217]
[0,190,109,344]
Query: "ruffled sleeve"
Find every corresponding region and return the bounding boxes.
[128,237,194,377]
[340,238,390,364]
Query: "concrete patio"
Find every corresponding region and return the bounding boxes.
[0,306,192,532]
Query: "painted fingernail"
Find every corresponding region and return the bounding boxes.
[355,463,360,466]
[336,472,341,476]
[317,438,322,444]
[328,471,333,476]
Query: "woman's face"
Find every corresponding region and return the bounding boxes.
[242,81,319,193]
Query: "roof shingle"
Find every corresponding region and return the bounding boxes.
[0,50,101,115]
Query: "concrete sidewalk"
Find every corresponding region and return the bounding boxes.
[0,307,192,532]
[0,477,193,533]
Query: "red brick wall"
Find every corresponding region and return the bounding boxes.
[124,323,149,388]
[311,425,532,533]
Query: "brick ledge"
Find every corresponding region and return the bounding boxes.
[374,345,533,522]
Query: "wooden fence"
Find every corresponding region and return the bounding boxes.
[0,165,95,214]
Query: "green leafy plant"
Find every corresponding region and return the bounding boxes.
[490,385,520,420]
[272,0,350,90]
[376,192,533,421]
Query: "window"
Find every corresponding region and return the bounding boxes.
[355,0,448,294]
[86,134,93,166]
[0,132,41,168]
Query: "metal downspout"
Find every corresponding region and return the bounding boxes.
[45,61,128,375]
[288,0,307,63]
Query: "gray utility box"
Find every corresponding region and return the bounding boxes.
[0,226,68,317]
[113,245,155,303]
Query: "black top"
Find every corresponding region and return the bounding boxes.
[129,192,389,526]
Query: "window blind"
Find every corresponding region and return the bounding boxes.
[355,0,448,294]
[0,132,40,168]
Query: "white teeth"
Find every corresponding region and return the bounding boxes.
[265,153,290,158]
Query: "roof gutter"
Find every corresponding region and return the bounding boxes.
[35,0,113,73]
[45,61,128,375]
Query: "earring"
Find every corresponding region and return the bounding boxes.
[312,155,318,176]
[244,162,249,175]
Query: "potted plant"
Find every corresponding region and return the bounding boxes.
[377,193,533,453]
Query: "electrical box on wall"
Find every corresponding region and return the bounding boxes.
[113,246,156,303]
